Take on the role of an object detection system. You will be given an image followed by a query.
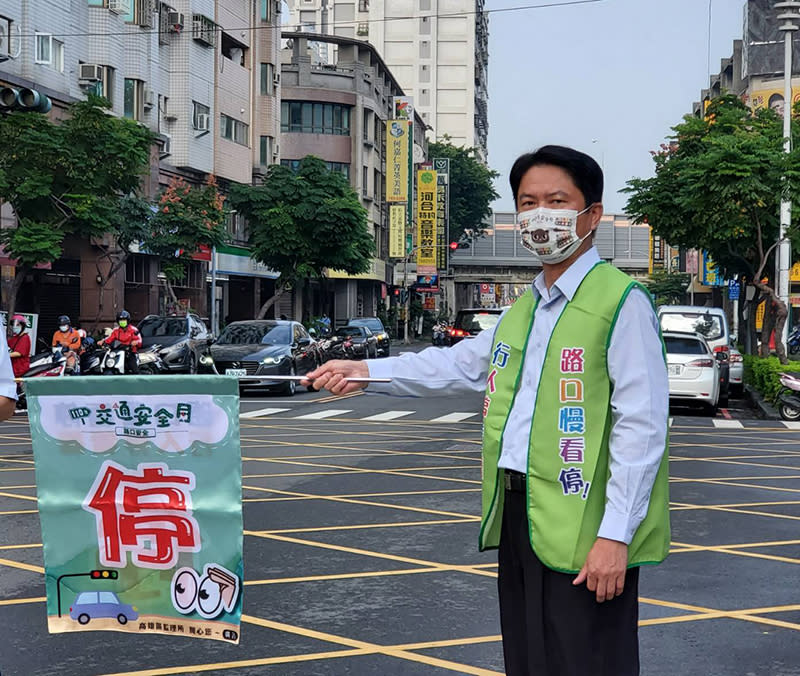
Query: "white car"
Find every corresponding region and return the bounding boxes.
[729,346,743,396]
[663,331,720,414]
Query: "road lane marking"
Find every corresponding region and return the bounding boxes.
[430,412,478,423]
[292,409,352,420]
[239,408,290,419]
[712,419,744,429]
[360,410,415,421]
[783,421,800,429]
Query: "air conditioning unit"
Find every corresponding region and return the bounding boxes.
[167,12,184,32]
[108,0,132,14]
[160,133,172,157]
[195,113,210,131]
[272,72,280,85]
[79,64,103,82]
[143,88,155,108]
[273,143,279,157]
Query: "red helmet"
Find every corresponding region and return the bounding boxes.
[10,314,26,328]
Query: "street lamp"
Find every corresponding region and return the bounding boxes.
[775,1,800,342]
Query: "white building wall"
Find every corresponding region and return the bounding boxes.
[287,0,487,155]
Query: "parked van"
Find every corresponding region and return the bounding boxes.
[657,305,730,351]
[657,305,731,406]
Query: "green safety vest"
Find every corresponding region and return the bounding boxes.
[478,262,670,573]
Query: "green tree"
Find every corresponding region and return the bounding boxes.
[229,156,374,318]
[644,270,690,307]
[623,94,800,361]
[0,95,153,320]
[427,137,499,243]
[145,176,228,304]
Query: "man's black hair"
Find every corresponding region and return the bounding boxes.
[509,145,603,208]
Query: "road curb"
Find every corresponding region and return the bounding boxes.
[745,384,781,420]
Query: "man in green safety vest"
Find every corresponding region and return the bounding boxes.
[306,145,670,676]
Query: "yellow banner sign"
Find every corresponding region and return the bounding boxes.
[417,169,437,269]
[386,120,409,203]
[389,205,406,259]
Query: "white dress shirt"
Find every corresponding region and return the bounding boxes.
[367,247,668,545]
[0,333,18,401]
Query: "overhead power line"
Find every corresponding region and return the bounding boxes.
[8,0,605,41]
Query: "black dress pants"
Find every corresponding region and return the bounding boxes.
[497,487,640,676]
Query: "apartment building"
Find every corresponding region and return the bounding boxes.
[287,0,489,160]
[0,0,282,331]
[280,31,427,322]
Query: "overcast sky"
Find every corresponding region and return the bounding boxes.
[488,0,746,214]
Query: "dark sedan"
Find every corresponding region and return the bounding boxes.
[139,314,210,373]
[206,320,318,396]
[346,317,390,357]
[335,325,379,359]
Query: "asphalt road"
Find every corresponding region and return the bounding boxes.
[1,353,799,675]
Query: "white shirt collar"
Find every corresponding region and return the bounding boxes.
[532,247,602,303]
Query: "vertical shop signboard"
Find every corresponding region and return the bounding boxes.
[416,169,438,274]
[433,158,450,271]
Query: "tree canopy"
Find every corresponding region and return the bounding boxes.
[623,94,800,358]
[426,138,499,243]
[145,176,228,302]
[0,95,154,317]
[228,156,374,318]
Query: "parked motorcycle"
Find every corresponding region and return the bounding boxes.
[788,326,800,355]
[777,372,800,421]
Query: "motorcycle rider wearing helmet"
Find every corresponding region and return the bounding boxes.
[52,315,83,374]
[7,315,31,379]
[101,311,142,374]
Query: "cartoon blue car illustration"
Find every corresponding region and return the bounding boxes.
[69,591,139,625]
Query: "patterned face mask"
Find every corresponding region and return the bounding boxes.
[518,205,593,264]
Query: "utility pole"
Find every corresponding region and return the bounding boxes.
[776,2,800,342]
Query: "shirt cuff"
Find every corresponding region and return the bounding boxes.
[597,507,638,545]
[364,359,394,393]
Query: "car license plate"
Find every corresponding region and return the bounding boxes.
[668,364,681,376]
[225,368,247,377]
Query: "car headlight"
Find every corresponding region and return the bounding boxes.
[160,343,186,355]
[199,354,214,365]
[261,356,281,365]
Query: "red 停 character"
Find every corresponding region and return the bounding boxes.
[83,460,201,570]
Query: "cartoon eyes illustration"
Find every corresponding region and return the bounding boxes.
[170,564,240,619]
[198,574,222,616]
[172,569,198,612]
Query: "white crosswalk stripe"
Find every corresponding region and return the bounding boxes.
[240,408,290,419]
[782,421,800,429]
[429,412,479,423]
[360,411,415,422]
[712,419,744,429]
[669,418,673,427]
[293,409,353,420]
